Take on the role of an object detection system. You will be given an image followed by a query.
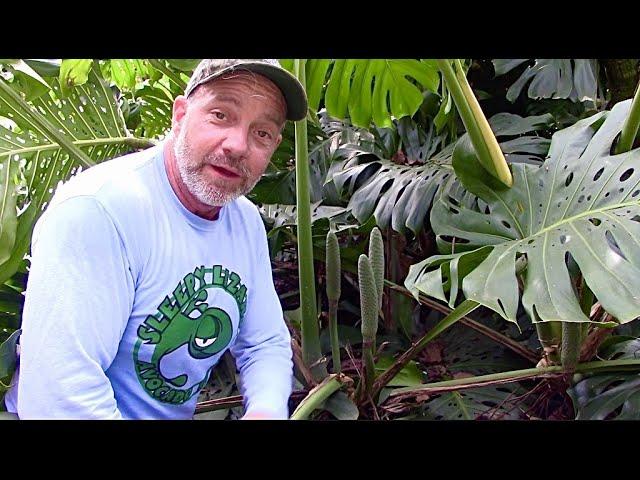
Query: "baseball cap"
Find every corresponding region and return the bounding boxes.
[184,59,308,121]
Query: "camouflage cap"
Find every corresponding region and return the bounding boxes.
[184,59,308,121]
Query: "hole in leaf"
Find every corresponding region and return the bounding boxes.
[605,230,627,261]
[501,220,511,229]
[565,172,574,187]
[448,196,460,207]
[593,168,604,181]
[589,218,601,226]
[620,168,634,182]
[440,236,470,244]
[560,234,568,244]
[630,215,640,223]
[578,195,584,203]
[632,190,639,198]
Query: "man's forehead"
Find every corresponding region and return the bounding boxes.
[198,71,287,121]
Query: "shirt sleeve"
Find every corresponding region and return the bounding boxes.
[229,216,293,419]
[12,196,134,419]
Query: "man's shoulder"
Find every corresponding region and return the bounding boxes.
[52,146,159,211]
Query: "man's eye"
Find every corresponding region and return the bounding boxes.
[257,130,272,139]
[214,111,226,120]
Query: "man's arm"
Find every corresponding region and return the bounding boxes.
[12,196,134,419]
[229,220,293,419]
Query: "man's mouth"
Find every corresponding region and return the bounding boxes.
[208,164,241,179]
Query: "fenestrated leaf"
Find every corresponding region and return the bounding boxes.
[418,384,527,420]
[260,202,347,231]
[494,59,599,104]
[330,113,552,235]
[0,66,140,283]
[252,127,338,205]
[492,59,529,77]
[133,84,174,138]
[409,100,640,326]
[324,59,440,129]
[305,59,331,113]
[568,338,640,419]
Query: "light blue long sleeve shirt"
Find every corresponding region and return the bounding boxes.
[5,145,293,419]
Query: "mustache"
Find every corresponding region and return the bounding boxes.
[202,154,249,176]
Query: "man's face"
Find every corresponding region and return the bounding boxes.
[172,71,287,207]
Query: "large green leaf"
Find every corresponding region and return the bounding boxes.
[0,65,137,283]
[0,60,51,101]
[493,59,599,104]
[131,84,174,139]
[568,338,640,419]
[304,60,440,129]
[330,113,552,235]
[407,100,640,326]
[416,384,527,420]
[59,59,93,95]
[251,120,338,205]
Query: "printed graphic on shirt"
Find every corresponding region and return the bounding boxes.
[133,265,248,405]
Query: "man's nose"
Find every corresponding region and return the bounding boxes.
[221,126,249,158]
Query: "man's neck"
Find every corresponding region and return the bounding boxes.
[163,141,221,221]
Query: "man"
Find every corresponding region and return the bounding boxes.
[4,59,308,419]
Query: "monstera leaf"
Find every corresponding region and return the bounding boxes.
[280,60,440,129]
[406,99,640,327]
[493,59,599,104]
[330,113,552,235]
[251,120,338,205]
[568,338,640,419]
[0,64,144,283]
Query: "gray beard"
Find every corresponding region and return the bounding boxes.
[174,134,259,207]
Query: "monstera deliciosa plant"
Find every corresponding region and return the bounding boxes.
[404,84,640,378]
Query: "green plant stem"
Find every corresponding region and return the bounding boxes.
[390,359,640,398]
[535,321,562,364]
[328,300,341,374]
[0,79,95,168]
[561,322,581,371]
[615,81,640,154]
[436,59,512,187]
[371,298,479,398]
[362,344,375,399]
[290,374,348,420]
[293,59,324,381]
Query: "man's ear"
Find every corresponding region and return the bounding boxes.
[172,95,188,133]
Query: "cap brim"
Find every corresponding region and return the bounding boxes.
[195,62,308,122]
